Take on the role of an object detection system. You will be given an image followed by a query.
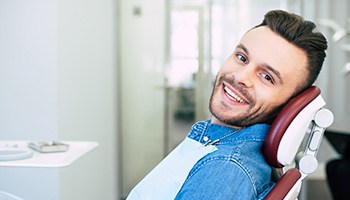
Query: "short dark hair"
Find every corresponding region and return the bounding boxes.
[255,10,328,94]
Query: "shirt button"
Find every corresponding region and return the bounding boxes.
[203,136,209,142]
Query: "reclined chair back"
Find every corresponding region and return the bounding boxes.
[263,86,334,200]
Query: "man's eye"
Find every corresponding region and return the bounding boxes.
[237,54,247,63]
[262,73,274,83]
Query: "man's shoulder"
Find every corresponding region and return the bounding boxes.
[185,147,273,199]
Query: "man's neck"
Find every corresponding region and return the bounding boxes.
[210,116,244,130]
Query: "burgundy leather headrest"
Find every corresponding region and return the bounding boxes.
[264,168,302,200]
[264,86,321,167]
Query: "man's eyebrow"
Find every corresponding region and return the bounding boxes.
[236,43,283,84]
[264,64,283,84]
[236,44,249,55]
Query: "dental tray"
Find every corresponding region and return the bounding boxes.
[28,141,69,153]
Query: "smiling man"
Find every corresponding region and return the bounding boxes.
[210,25,308,129]
[127,10,327,200]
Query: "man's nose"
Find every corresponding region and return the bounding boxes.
[234,65,255,88]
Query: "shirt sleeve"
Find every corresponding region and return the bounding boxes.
[174,158,257,200]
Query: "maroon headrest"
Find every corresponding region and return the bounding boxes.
[264,168,302,200]
[264,86,321,168]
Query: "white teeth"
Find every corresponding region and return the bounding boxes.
[224,86,246,103]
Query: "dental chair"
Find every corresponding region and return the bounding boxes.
[263,86,334,200]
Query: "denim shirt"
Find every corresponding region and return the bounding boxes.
[175,120,275,200]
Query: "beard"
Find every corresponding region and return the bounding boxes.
[209,75,284,127]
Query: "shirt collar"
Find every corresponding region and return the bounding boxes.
[188,120,270,145]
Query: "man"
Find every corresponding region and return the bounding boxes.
[127,9,327,200]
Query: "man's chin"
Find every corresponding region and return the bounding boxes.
[210,112,247,127]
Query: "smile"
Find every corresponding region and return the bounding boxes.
[224,85,247,104]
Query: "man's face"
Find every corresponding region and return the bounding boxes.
[209,26,308,128]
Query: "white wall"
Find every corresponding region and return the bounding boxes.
[0,0,119,199]
[0,0,59,140]
[119,0,166,197]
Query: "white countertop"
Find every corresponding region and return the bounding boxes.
[0,141,98,168]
